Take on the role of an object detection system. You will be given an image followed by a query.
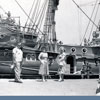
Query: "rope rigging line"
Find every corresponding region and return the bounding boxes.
[21,0,36,42]
[32,1,45,27]
[28,0,40,28]
[14,0,44,35]
[33,0,49,46]
[32,0,48,31]
[31,0,48,42]
[31,0,47,30]
[80,0,99,45]
[0,5,7,14]
[88,0,100,42]
[72,0,99,29]
[80,1,98,7]
[33,0,41,25]
[38,3,48,32]
[24,0,36,30]
[25,0,48,43]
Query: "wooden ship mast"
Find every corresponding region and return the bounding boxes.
[42,0,59,52]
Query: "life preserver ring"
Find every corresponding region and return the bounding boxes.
[26,54,36,61]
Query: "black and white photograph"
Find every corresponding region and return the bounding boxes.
[0,0,100,96]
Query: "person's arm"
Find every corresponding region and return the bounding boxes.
[47,53,48,59]
[20,50,23,62]
[11,49,15,69]
[59,54,66,62]
[20,50,23,68]
[47,53,49,63]
[12,48,15,62]
[38,53,42,62]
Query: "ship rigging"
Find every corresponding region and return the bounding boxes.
[13,0,60,52]
[0,0,100,76]
[72,0,100,46]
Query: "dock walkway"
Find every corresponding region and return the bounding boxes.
[0,79,98,96]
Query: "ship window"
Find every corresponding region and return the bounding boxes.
[31,54,36,61]
[26,54,36,61]
[24,35,32,40]
[0,52,4,56]
[26,54,31,61]
[0,34,5,39]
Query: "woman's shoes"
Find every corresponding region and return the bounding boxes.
[14,80,23,83]
[58,79,64,82]
[37,79,47,82]
[43,79,47,82]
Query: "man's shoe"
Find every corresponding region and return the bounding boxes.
[15,80,23,83]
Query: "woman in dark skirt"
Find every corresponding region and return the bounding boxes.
[38,47,49,82]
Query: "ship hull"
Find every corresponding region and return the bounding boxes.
[0,58,99,76]
[0,44,99,76]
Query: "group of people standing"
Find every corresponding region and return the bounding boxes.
[38,46,67,82]
[12,43,67,83]
[11,43,100,95]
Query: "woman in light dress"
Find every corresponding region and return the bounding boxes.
[38,47,49,82]
[57,47,67,82]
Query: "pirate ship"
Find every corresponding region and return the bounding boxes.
[0,0,100,77]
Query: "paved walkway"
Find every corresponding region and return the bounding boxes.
[0,79,98,96]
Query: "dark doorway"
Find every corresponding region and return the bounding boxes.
[66,56,75,74]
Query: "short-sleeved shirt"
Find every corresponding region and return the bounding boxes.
[38,52,48,61]
[58,53,66,66]
[13,47,23,62]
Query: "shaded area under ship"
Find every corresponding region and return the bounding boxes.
[0,0,100,78]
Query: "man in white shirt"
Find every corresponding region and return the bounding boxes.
[12,43,23,83]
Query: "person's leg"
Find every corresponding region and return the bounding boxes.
[81,74,84,79]
[61,74,64,81]
[14,63,18,82]
[58,74,62,81]
[87,72,90,79]
[45,75,48,81]
[42,75,46,82]
[14,62,22,83]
